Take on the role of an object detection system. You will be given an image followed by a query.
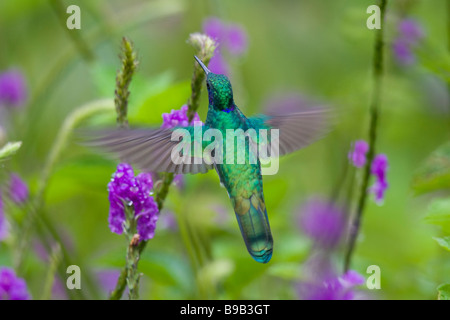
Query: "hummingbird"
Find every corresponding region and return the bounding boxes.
[88,56,329,263]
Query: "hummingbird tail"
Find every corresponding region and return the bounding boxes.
[233,194,273,263]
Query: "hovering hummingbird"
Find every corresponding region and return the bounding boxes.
[88,56,329,263]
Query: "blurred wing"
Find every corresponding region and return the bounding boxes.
[248,107,331,157]
[81,126,213,174]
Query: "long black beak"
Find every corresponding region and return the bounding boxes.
[194,55,210,75]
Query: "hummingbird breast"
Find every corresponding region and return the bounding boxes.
[207,104,273,263]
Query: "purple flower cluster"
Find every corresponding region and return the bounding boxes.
[348,140,389,204]
[0,70,28,108]
[296,197,366,300]
[369,154,389,205]
[9,173,29,204]
[0,194,7,241]
[0,173,29,241]
[298,197,345,248]
[203,17,248,75]
[298,269,365,300]
[348,140,369,168]
[392,18,424,65]
[161,105,201,129]
[0,267,30,300]
[108,163,159,240]
[161,105,202,188]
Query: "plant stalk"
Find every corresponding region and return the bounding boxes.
[344,0,388,272]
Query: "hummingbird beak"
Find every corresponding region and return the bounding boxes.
[194,55,210,75]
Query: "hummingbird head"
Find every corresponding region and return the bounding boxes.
[194,56,235,112]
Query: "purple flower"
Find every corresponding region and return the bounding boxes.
[392,18,424,66]
[9,173,29,204]
[203,17,248,76]
[136,203,159,240]
[371,154,388,180]
[161,105,201,129]
[208,51,230,75]
[161,105,201,188]
[0,70,28,108]
[96,269,122,294]
[369,154,389,205]
[398,19,424,44]
[203,17,227,43]
[298,197,345,248]
[392,39,415,65]
[298,269,365,300]
[135,172,153,195]
[51,277,68,300]
[0,193,8,241]
[172,174,185,189]
[341,270,365,287]
[226,25,248,56]
[107,163,159,240]
[0,267,30,300]
[203,17,248,56]
[348,140,369,168]
[301,270,364,300]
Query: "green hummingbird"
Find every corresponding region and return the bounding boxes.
[89,56,328,263]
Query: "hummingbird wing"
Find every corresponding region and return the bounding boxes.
[81,126,214,174]
[247,107,330,157]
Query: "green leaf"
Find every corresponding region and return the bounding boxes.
[91,63,174,99]
[437,283,450,300]
[424,198,450,232]
[90,62,176,124]
[130,80,191,125]
[412,142,450,195]
[0,141,22,160]
[45,154,115,204]
[432,236,450,251]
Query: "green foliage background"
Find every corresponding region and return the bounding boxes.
[0,0,449,299]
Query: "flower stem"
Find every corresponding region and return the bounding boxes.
[344,0,388,272]
[109,33,216,300]
[108,268,127,300]
[135,34,216,255]
[113,38,143,299]
[109,191,204,299]
[126,236,141,300]
[186,33,217,120]
[123,205,141,300]
[40,244,62,300]
[115,37,138,128]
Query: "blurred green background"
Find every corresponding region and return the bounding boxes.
[0,0,449,300]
